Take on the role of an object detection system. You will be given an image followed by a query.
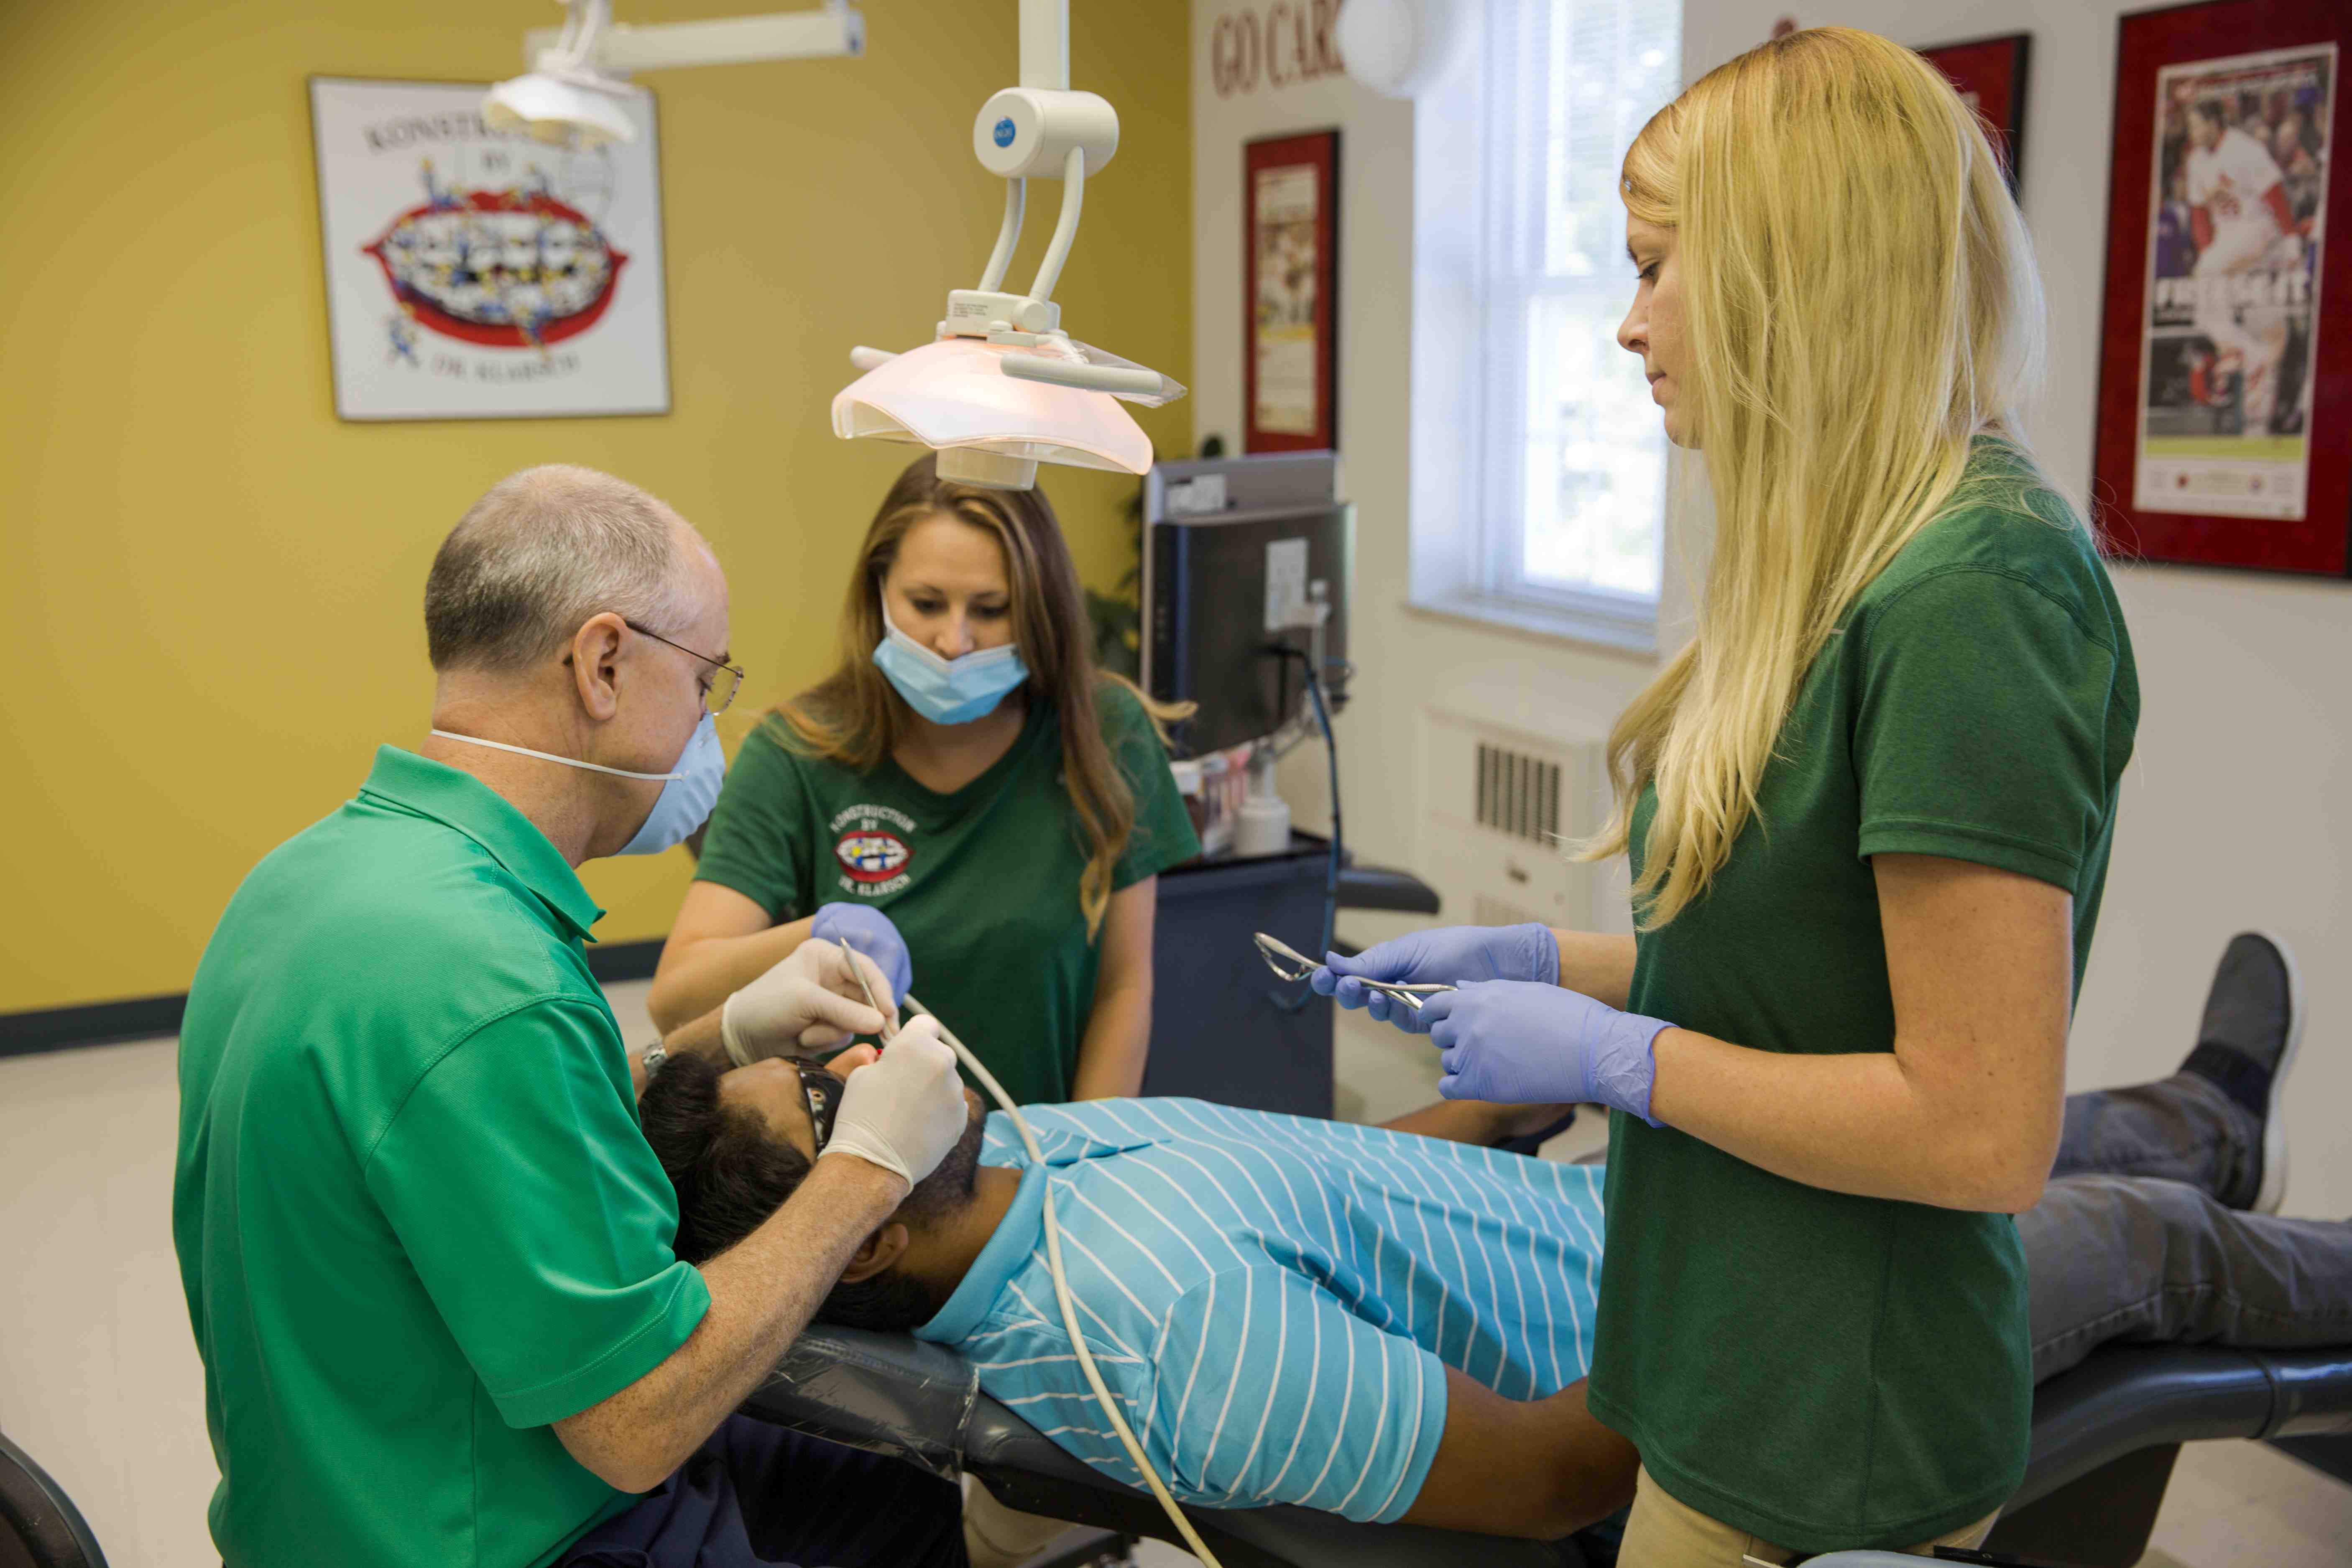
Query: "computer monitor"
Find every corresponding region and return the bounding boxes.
[1141,453,1353,758]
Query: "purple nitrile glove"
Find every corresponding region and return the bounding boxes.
[1422,980,1674,1126]
[810,903,913,1002]
[1310,923,1559,1035]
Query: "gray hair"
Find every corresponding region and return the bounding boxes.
[424,465,698,672]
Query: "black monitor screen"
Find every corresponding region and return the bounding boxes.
[1142,503,1353,757]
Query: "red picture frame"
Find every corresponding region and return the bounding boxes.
[1918,32,2032,194]
[1244,130,1339,453]
[2091,0,2349,576]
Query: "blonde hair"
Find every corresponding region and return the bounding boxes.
[778,456,1189,938]
[1586,26,2063,927]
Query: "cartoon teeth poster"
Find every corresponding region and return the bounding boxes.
[309,77,670,421]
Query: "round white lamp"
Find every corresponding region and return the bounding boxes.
[1335,0,1469,100]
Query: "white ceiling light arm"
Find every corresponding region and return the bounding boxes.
[829,0,1186,493]
[542,0,605,70]
[1021,0,1069,89]
[975,178,1028,295]
[1027,147,1086,304]
[490,1,861,148]
[521,0,864,73]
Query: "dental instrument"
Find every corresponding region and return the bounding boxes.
[836,937,899,1045]
[1254,932,1453,1012]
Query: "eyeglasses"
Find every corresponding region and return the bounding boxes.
[626,619,746,715]
[796,1062,843,1153]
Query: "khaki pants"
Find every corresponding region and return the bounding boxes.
[1619,1465,1999,1567]
[961,1475,1080,1568]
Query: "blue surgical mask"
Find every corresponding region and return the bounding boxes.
[428,710,725,857]
[872,598,1029,725]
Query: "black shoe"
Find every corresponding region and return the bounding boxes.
[2181,932,2305,1214]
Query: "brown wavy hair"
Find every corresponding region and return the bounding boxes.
[775,455,1189,938]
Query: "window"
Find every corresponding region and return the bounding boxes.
[1439,0,1681,647]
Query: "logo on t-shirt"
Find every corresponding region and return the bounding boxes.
[829,803,918,897]
[835,829,911,884]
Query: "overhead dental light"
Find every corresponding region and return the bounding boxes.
[832,0,1186,490]
[484,0,865,148]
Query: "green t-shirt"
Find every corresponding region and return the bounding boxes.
[1587,446,2139,1550]
[174,748,710,1568]
[695,681,1200,1107]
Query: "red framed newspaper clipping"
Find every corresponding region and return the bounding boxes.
[1244,130,1339,453]
[2092,0,2348,576]
[1917,33,2032,194]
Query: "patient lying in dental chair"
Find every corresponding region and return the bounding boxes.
[639,931,2352,1545]
[644,1060,1637,1540]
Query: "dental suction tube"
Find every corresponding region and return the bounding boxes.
[898,990,1227,1568]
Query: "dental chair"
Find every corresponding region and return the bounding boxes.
[741,1332,2352,1568]
[742,1325,1589,1568]
[0,1430,111,1568]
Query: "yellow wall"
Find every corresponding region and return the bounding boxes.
[0,0,1193,1014]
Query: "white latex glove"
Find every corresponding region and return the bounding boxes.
[820,1015,969,1191]
[719,940,896,1066]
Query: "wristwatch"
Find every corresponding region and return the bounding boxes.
[641,1041,668,1075]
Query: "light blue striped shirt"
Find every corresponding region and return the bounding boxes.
[913,1098,1606,1523]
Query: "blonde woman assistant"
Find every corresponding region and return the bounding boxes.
[649,456,1198,1107]
[1318,29,2137,1565]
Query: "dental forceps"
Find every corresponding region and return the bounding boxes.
[1252,932,1455,1012]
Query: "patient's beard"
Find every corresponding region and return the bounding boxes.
[817,1103,988,1334]
[899,1100,987,1225]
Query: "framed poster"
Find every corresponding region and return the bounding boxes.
[308,77,671,422]
[1244,130,1339,453]
[2092,1,2348,575]
[1918,32,2032,194]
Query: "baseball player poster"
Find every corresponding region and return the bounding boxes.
[2094,0,2350,576]
[2135,46,2330,522]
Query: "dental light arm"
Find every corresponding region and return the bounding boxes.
[976,179,1028,296]
[488,1,862,149]
[520,1,863,74]
[830,0,1187,489]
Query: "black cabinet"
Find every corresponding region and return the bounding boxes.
[1144,837,1339,1119]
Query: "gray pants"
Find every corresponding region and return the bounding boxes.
[2025,1073,2352,1382]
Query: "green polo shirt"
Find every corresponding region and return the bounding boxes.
[174,747,709,1568]
[1587,440,2139,1550]
[694,681,1199,1107]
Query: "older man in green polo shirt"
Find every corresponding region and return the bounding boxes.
[174,465,973,1568]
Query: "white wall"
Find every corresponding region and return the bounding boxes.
[1191,0,2352,1216]
[1187,3,1665,948]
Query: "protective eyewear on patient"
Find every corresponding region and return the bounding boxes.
[624,619,745,715]
[797,1062,843,1152]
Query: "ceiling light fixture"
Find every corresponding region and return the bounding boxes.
[832,0,1186,490]
[484,0,864,149]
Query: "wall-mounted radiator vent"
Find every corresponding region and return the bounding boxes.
[1414,710,1629,937]
[1476,742,1563,844]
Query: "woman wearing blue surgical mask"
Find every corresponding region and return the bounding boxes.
[648,455,1198,1106]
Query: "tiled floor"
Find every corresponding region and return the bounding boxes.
[2,983,2344,1566]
